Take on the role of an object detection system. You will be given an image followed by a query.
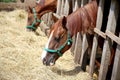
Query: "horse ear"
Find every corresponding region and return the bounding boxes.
[37,0,45,6]
[62,16,67,29]
[28,6,32,13]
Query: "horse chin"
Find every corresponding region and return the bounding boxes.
[50,62,55,66]
[26,28,35,32]
[49,58,56,66]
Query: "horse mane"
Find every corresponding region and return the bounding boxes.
[66,0,98,36]
[35,0,57,18]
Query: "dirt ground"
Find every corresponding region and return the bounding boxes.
[0,9,92,80]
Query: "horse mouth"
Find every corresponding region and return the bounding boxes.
[50,61,55,66]
[43,57,56,66]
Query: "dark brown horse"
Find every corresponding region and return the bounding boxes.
[26,0,57,31]
[41,0,98,66]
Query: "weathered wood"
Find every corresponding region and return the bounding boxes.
[74,32,82,64]
[106,30,120,45]
[60,0,65,15]
[70,0,80,54]
[80,34,88,65]
[98,0,119,80]
[81,0,88,7]
[64,0,69,16]
[53,13,61,18]
[47,12,53,27]
[56,0,61,15]
[79,0,89,67]
[72,0,75,12]
[89,0,105,76]
[70,35,77,54]
[73,0,82,63]
[94,28,106,39]
[111,34,120,80]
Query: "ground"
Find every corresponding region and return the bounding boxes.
[0,9,92,80]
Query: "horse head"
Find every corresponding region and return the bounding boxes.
[26,0,57,31]
[26,6,42,31]
[41,16,73,66]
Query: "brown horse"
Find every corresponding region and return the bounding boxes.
[41,0,98,66]
[26,0,57,31]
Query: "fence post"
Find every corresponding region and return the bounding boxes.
[79,0,89,69]
[56,0,61,15]
[73,0,82,63]
[64,0,69,16]
[70,0,79,54]
[60,0,65,16]
[98,0,119,80]
[89,0,105,76]
[111,34,120,80]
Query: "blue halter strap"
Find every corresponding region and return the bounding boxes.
[44,32,72,57]
[26,8,42,30]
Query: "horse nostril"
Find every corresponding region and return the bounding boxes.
[43,58,47,65]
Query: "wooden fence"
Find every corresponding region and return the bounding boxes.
[0,0,119,80]
[40,0,120,80]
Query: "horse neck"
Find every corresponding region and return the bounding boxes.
[66,1,98,37]
[36,0,57,17]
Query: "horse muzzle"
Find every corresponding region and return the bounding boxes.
[42,57,55,66]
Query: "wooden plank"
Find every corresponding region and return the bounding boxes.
[111,34,120,80]
[56,0,61,15]
[60,0,65,15]
[81,0,88,7]
[53,13,62,18]
[94,28,106,39]
[70,35,77,54]
[47,12,52,27]
[72,0,75,12]
[106,30,120,45]
[89,0,105,76]
[64,0,69,16]
[79,0,89,67]
[98,0,119,80]
[74,32,82,64]
[70,0,80,54]
[80,34,88,65]
[73,0,82,63]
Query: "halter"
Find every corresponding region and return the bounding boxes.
[44,32,72,57]
[26,8,42,30]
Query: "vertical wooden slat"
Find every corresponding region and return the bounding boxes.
[70,0,79,54]
[80,34,88,65]
[89,0,105,76]
[60,0,65,15]
[111,34,120,80]
[64,0,69,16]
[73,0,82,64]
[56,0,61,15]
[72,0,75,12]
[74,33,82,64]
[98,0,119,80]
[79,0,89,66]
[47,12,52,26]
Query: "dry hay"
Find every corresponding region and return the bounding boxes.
[0,9,92,80]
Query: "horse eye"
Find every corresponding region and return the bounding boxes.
[54,37,60,42]
[28,17,31,21]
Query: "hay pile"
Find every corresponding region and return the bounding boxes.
[0,10,91,80]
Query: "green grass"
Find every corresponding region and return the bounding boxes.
[0,0,16,3]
